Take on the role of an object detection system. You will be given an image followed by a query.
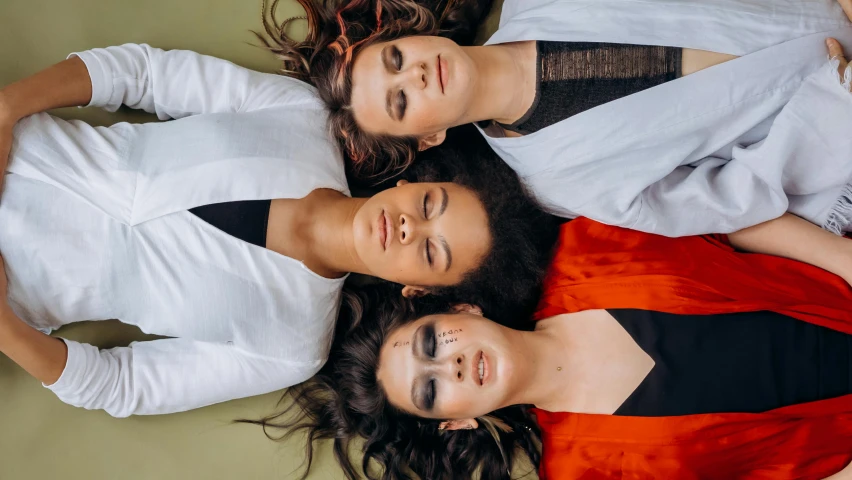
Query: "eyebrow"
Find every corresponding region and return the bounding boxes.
[438,187,451,272]
[439,187,448,215]
[381,47,398,121]
[410,325,428,411]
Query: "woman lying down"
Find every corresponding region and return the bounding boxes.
[251,229,852,480]
[239,45,852,479]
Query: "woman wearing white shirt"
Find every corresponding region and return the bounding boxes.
[0,44,555,417]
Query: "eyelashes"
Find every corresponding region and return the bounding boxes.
[423,193,432,266]
[424,324,437,358]
[423,324,437,410]
[392,46,403,70]
[392,46,407,119]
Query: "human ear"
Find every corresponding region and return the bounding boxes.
[450,304,483,316]
[417,130,447,151]
[396,179,409,187]
[402,285,429,298]
[439,418,479,431]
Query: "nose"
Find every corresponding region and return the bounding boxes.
[449,354,465,382]
[398,213,416,245]
[402,62,427,90]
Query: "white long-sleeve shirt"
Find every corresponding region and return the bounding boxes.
[4,44,348,417]
[481,0,852,236]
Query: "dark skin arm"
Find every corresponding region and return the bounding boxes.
[0,56,92,191]
[0,256,66,385]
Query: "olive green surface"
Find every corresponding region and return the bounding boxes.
[0,1,514,479]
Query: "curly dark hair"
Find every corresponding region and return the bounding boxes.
[256,0,493,180]
[238,282,541,480]
[393,124,560,326]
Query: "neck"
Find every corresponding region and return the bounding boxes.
[501,323,575,408]
[268,190,370,277]
[462,43,535,125]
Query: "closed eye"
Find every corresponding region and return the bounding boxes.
[392,46,403,70]
[397,91,407,120]
[424,324,437,358]
[425,379,436,411]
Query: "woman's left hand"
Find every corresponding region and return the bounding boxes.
[827,38,852,92]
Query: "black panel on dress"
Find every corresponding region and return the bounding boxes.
[608,309,851,417]
[189,200,272,248]
[501,41,682,135]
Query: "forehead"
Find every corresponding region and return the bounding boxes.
[377,319,422,413]
[350,42,394,135]
[436,184,491,281]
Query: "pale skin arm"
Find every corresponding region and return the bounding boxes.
[728,213,852,286]
[840,0,852,22]
[823,461,852,480]
[0,256,66,385]
[0,56,92,186]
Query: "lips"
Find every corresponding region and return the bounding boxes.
[473,350,490,386]
[377,210,389,251]
[437,54,448,94]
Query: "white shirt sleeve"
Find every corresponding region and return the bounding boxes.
[45,337,322,418]
[630,59,852,237]
[630,159,788,236]
[70,43,318,118]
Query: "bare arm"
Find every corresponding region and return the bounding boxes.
[0,257,66,385]
[0,57,92,190]
[822,460,852,480]
[840,0,852,22]
[0,56,92,124]
[728,213,852,286]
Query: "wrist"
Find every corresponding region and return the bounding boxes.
[0,90,23,126]
[0,306,18,349]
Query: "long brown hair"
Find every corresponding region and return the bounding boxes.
[256,0,494,181]
[238,282,541,480]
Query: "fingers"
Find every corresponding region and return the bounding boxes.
[827,38,851,90]
[827,38,847,64]
[839,0,852,22]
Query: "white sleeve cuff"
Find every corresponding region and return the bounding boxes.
[43,338,86,392]
[67,50,113,109]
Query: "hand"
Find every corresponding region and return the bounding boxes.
[840,0,852,22]
[827,38,852,92]
[0,255,10,318]
[0,95,13,196]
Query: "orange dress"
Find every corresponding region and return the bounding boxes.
[533,219,852,479]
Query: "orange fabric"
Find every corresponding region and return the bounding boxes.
[535,218,852,331]
[533,219,852,479]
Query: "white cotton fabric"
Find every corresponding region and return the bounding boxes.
[481,0,852,236]
[4,44,348,417]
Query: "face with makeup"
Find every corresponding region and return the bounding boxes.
[349,35,478,149]
[352,180,491,294]
[376,309,521,422]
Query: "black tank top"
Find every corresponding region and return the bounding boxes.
[189,200,272,248]
[609,309,852,416]
[498,41,682,135]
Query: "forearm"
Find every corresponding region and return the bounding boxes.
[728,213,852,283]
[0,307,67,385]
[0,56,92,123]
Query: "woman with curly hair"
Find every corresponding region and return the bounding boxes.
[263,0,852,268]
[0,30,555,416]
[246,222,852,480]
